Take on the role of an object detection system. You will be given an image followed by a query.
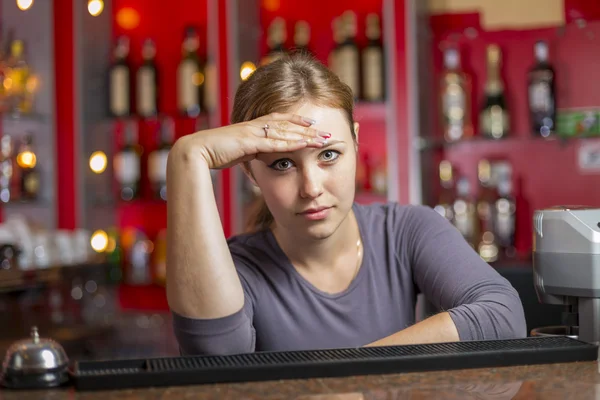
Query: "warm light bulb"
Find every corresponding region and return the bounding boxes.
[240,61,257,81]
[87,0,104,17]
[16,0,33,11]
[16,150,36,169]
[89,151,107,174]
[90,230,108,252]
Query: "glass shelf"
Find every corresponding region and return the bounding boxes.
[416,134,597,151]
[2,112,48,124]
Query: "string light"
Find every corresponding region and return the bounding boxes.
[89,151,107,174]
[16,0,33,11]
[88,0,104,17]
[240,61,257,81]
[90,230,108,252]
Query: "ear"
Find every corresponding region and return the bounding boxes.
[353,122,360,142]
[241,162,258,186]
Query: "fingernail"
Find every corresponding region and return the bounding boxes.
[318,131,332,139]
[302,117,317,125]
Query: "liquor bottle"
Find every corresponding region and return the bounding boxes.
[0,135,13,203]
[16,133,40,200]
[148,116,174,201]
[494,178,516,258]
[113,121,141,201]
[293,21,312,56]
[362,13,385,102]
[527,40,556,137]
[453,177,478,248]
[136,39,159,118]
[338,11,361,99]
[476,159,499,262]
[328,17,343,77]
[480,45,509,139]
[433,160,455,223]
[177,27,204,118]
[440,47,472,142]
[261,17,287,65]
[109,36,131,118]
[6,40,32,114]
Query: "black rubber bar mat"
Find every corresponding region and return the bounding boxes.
[71,336,598,391]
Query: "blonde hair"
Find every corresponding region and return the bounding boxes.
[231,52,356,232]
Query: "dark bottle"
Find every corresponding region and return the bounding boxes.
[109,36,131,118]
[16,133,40,200]
[177,26,204,118]
[261,17,288,65]
[148,117,174,201]
[527,40,556,138]
[362,13,385,102]
[293,20,312,56]
[480,45,509,139]
[136,39,159,118]
[113,121,141,201]
[338,11,360,100]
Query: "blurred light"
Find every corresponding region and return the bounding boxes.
[105,236,117,253]
[262,0,280,12]
[16,0,33,11]
[240,61,256,81]
[89,151,107,174]
[116,7,140,30]
[193,72,205,86]
[25,75,39,93]
[88,0,104,17]
[16,150,36,169]
[91,230,108,253]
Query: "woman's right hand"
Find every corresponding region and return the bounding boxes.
[175,113,331,169]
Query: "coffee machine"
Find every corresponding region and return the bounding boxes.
[533,205,600,344]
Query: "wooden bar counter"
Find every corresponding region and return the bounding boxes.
[0,361,598,399]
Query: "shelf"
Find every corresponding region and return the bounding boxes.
[416,134,599,151]
[2,112,48,124]
[1,198,51,207]
[0,260,111,294]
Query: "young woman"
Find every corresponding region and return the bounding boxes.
[166,53,526,356]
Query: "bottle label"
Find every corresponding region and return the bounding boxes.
[148,150,169,183]
[337,47,360,97]
[443,83,465,140]
[529,81,552,112]
[137,67,156,117]
[23,171,39,195]
[177,60,199,111]
[362,47,383,101]
[110,66,129,116]
[113,152,140,184]
[480,106,509,138]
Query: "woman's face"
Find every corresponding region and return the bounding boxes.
[248,102,358,240]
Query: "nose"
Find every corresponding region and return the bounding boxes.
[299,165,324,199]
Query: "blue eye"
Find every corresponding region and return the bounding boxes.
[269,159,294,171]
[320,150,341,163]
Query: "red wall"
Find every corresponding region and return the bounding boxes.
[429,6,600,255]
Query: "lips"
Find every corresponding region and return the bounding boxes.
[299,206,330,214]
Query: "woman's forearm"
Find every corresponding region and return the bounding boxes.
[166,137,245,320]
[364,312,460,347]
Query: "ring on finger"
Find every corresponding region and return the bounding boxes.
[262,124,269,138]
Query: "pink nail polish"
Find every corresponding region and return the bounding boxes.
[318,131,332,139]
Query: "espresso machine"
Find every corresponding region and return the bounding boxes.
[533,205,600,344]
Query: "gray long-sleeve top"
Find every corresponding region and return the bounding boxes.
[172,203,527,355]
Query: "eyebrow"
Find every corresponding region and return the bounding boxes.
[320,139,346,148]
